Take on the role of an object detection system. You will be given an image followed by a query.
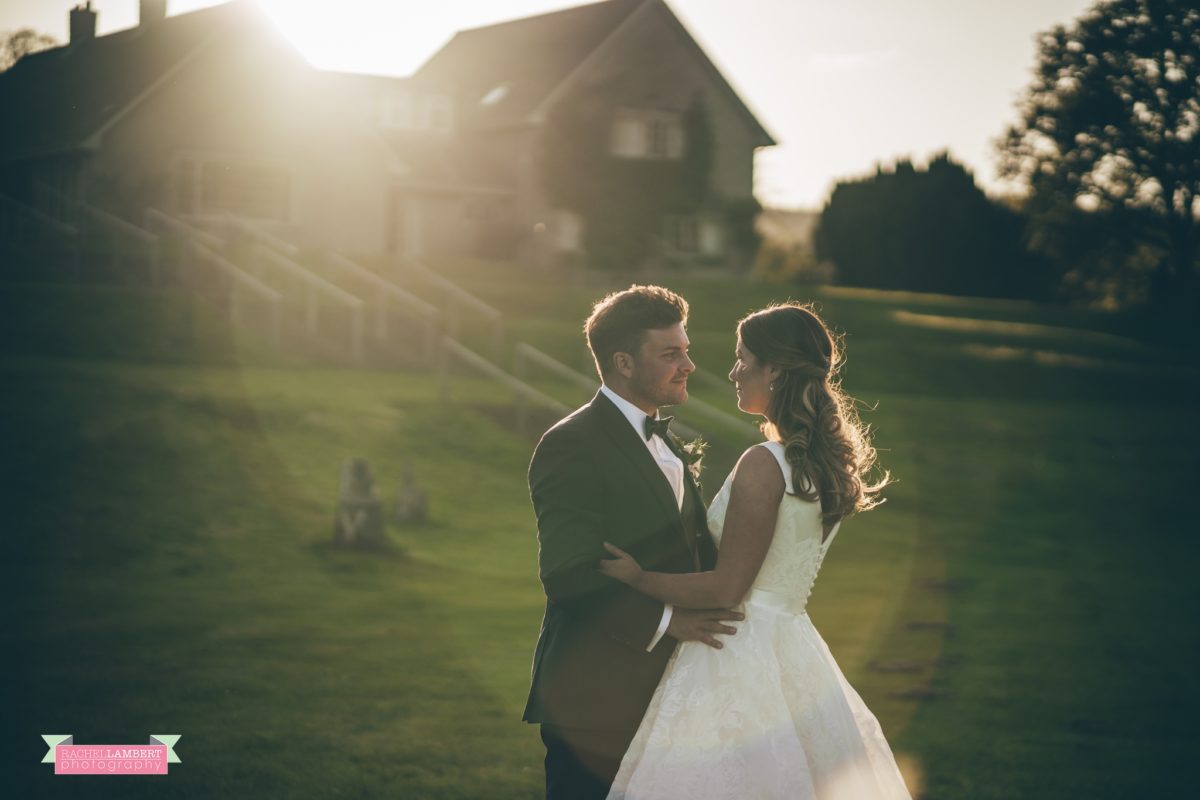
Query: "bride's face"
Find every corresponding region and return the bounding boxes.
[728,337,777,416]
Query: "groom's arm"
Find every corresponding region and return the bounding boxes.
[530,427,669,651]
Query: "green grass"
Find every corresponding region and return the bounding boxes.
[3,272,1198,798]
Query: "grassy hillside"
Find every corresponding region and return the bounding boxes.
[2,271,1197,798]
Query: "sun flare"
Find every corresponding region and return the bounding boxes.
[253,0,433,75]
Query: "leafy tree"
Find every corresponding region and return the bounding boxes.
[815,154,1048,298]
[0,28,58,72]
[998,0,1200,307]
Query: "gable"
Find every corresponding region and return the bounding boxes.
[413,0,773,148]
[413,0,644,128]
[534,0,775,148]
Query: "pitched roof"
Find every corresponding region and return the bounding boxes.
[413,0,644,128]
[413,0,773,146]
[0,1,256,164]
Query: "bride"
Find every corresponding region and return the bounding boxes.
[599,302,912,799]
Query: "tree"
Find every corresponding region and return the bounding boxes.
[998,0,1200,307]
[0,28,58,72]
[815,154,1048,299]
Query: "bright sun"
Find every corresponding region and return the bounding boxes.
[253,0,439,76]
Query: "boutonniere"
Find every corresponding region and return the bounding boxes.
[674,435,708,485]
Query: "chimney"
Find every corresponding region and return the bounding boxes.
[140,0,167,26]
[69,2,97,46]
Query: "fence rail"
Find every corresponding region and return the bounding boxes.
[441,337,572,436]
[144,207,224,250]
[221,214,302,260]
[57,191,160,284]
[0,191,79,239]
[406,259,503,351]
[191,240,282,350]
[255,245,364,363]
[328,252,439,362]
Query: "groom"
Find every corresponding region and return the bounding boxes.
[523,285,741,800]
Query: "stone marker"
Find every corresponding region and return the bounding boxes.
[334,457,385,548]
[394,460,428,525]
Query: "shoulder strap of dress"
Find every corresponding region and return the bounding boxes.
[756,441,793,494]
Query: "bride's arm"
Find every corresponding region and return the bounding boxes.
[600,446,784,609]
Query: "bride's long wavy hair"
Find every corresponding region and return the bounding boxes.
[738,303,889,526]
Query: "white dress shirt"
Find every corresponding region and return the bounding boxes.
[599,384,684,652]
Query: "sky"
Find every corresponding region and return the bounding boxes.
[1,0,1098,209]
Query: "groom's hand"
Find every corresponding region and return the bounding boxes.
[666,608,743,649]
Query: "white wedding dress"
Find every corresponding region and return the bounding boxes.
[607,441,912,800]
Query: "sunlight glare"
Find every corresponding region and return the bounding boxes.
[254,0,426,75]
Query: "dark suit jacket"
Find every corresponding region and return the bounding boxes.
[523,390,717,733]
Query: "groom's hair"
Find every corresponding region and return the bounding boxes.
[585,285,688,378]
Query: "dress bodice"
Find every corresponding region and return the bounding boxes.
[706,441,840,613]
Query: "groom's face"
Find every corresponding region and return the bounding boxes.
[628,322,695,410]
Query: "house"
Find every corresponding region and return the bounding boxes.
[1,0,775,268]
[0,0,416,256]
[413,0,777,267]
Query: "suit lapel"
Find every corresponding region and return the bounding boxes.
[590,392,682,525]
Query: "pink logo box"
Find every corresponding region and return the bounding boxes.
[42,735,181,775]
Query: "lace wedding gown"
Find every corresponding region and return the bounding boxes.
[607,441,912,799]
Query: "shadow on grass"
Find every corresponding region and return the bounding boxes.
[0,348,540,798]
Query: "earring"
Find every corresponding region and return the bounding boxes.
[769,383,775,392]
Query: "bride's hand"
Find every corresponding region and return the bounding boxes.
[599,542,644,588]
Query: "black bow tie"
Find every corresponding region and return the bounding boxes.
[643,415,674,441]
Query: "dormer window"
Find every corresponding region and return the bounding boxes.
[480,84,509,107]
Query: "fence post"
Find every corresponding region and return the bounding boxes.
[437,338,450,402]
[375,296,388,341]
[513,347,528,436]
[306,284,318,336]
[351,306,364,365]
[446,299,461,340]
[229,278,240,326]
[515,387,529,439]
[269,298,281,354]
[109,229,120,280]
[149,237,160,287]
[182,238,194,287]
[491,317,504,362]
[424,317,437,367]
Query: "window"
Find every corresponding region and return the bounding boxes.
[390,94,413,128]
[698,218,723,256]
[611,109,684,160]
[480,84,509,107]
[175,157,291,222]
[612,116,644,157]
[376,91,413,129]
[663,214,699,253]
[648,119,670,157]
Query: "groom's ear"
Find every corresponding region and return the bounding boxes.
[612,351,635,379]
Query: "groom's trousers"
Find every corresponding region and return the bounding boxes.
[541,724,633,800]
